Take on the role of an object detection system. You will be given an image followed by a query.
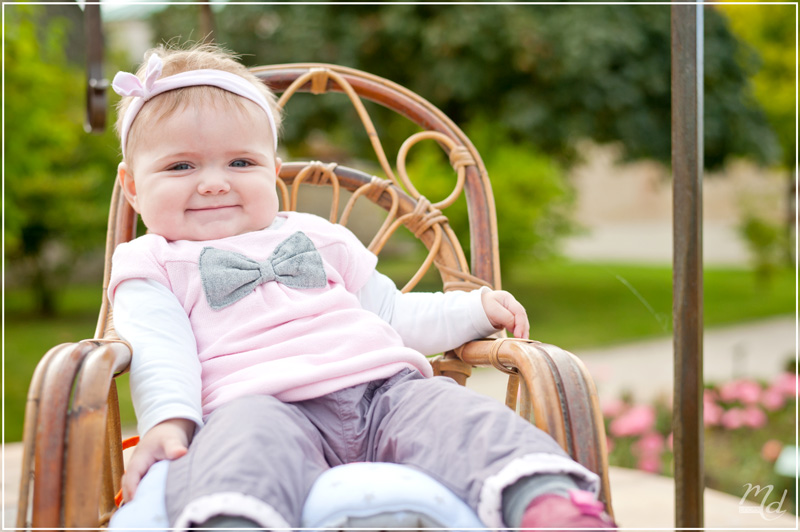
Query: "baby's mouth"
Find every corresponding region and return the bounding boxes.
[186,205,241,219]
[187,205,238,212]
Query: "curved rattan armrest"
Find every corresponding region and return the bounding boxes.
[17,339,131,529]
[453,338,614,518]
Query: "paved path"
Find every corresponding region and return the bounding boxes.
[3,444,22,528]
[563,220,753,266]
[608,466,798,529]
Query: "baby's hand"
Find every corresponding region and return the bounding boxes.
[481,289,530,339]
[121,418,195,502]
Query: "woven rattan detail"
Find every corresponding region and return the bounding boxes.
[488,338,519,375]
[437,262,493,293]
[309,67,330,95]
[403,197,448,239]
[448,145,475,172]
[365,175,392,203]
[274,65,484,295]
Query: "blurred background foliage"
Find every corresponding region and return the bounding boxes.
[718,3,795,172]
[717,3,797,271]
[5,6,120,316]
[148,3,779,168]
[4,2,792,316]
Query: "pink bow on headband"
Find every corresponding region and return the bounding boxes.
[111,54,164,100]
[112,54,279,157]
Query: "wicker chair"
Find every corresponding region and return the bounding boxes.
[16,63,613,528]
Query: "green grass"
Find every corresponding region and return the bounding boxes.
[3,260,795,442]
[605,379,797,513]
[503,261,795,351]
[4,283,137,442]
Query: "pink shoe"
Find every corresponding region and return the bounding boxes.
[519,490,616,530]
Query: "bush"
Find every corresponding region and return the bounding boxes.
[4,5,118,315]
[739,213,793,283]
[603,371,798,515]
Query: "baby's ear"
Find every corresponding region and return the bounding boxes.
[275,157,282,176]
[117,162,140,213]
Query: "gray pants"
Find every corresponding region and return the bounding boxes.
[165,369,594,528]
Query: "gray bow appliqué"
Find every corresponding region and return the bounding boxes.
[200,231,327,310]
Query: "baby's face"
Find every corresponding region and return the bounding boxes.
[118,99,280,242]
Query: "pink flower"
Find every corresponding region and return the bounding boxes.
[609,405,656,437]
[633,432,665,456]
[761,439,783,462]
[703,398,724,427]
[601,398,627,419]
[719,379,762,404]
[717,381,738,402]
[739,381,763,404]
[770,373,799,399]
[721,407,745,430]
[637,454,661,474]
[761,387,786,411]
[742,405,767,429]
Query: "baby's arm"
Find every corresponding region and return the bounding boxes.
[358,271,529,355]
[121,418,194,502]
[112,278,203,499]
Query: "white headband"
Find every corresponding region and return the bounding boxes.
[112,54,279,157]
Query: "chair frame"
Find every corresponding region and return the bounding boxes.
[17,63,612,528]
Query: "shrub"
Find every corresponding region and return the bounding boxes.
[603,371,797,514]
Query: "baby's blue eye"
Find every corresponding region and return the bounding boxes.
[169,163,191,171]
[230,160,252,168]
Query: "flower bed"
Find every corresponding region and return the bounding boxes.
[603,371,798,514]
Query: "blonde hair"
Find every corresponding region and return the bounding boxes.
[115,42,283,164]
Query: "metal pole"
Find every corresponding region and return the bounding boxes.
[84,3,107,133]
[671,3,704,528]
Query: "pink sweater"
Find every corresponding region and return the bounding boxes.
[109,212,432,417]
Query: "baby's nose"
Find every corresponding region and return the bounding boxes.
[197,173,231,194]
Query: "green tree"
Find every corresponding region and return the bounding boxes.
[718,3,795,172]
[148,4,778,168]
[4,6,118,315]
[718,3,796,265]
